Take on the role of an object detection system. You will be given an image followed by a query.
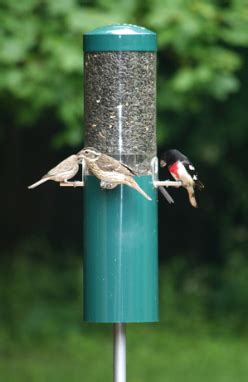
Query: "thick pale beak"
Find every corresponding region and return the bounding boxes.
[160,159,167,168]
[77,154,84,163]
[77,151,84,158]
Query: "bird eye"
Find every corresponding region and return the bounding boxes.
[84,150,89,154]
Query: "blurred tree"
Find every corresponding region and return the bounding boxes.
[0,0,247,146]
[0,0,247,263]
[0,0,126,145]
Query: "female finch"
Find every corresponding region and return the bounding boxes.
[28,155,80,189]
[77,147,152,201]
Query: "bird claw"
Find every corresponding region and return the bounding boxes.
[100,181,118,190]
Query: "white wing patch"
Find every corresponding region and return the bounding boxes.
[189,164,195,170]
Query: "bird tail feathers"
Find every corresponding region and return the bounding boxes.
[128,178,152,201]
[187,187,198,208]
[28,177,49,189]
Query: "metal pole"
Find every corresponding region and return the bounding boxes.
[113,323,126,382]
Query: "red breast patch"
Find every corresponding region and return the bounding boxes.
[168,161,180,179]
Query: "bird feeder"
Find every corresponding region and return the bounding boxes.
[83,24,158,381]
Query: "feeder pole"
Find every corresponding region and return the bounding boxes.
[114,323,126,382]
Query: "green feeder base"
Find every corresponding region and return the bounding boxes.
[83,176,158,323]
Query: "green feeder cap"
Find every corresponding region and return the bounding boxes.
[83,24,157,52]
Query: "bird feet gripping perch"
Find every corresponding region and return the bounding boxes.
[100,181,118,190]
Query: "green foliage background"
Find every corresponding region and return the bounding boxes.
[1,0,248,380]
[1,0,248,143]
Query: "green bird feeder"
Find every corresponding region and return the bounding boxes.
[83,24,158,381]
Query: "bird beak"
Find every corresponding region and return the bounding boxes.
[77,151,84,158]
[160,160,167,168]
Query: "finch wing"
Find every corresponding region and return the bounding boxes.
[119,162,137,175]
[97,154,134,176]
[46,155,77,176]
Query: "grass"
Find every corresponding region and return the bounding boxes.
[1,246,248,381]
[1,326,248,382]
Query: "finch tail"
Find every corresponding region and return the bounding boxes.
[28,177,50,189]
[128,178,152,201]
[158,186,174,204]
[187,187,198,208]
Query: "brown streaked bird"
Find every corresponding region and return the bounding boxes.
[77,147,152,201]
[28,155,80,189]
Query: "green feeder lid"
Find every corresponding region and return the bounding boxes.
[83,24,157,52]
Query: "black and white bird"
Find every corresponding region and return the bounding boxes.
[160,149,204,208]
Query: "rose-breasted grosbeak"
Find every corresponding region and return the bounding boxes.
[28,155,80,189]
[77,147,152,201]
[160,149,204,208]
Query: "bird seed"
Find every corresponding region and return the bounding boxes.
[84,52,157,174]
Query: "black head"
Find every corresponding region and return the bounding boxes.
[160,149,188,167]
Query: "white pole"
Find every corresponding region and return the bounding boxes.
[113,323,126,382]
